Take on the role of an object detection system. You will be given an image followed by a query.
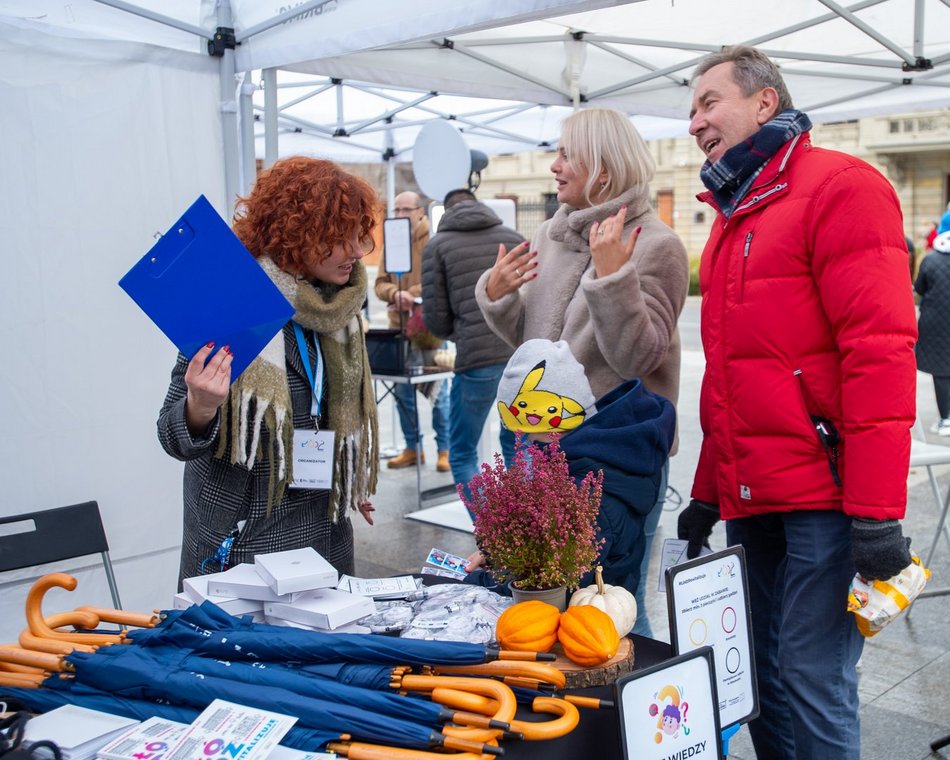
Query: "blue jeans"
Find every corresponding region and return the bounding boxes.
[449,364,515,507]
[727,510,864,760]
[631,459,668,638]
[394,379,450,452]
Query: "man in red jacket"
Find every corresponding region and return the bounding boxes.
[679,46,917,760]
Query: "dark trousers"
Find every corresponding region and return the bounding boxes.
[727,510,864,760]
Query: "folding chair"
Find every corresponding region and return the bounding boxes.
[0,500,122,609]
[907,422,950,608]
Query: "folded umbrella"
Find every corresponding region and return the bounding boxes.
[129,601,550,666]
[63,647,500,754]
[0,682,338,751]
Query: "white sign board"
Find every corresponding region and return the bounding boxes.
[382,217,412,274]
[665,545,759,729]
[616,647,722,760]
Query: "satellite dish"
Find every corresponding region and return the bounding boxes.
[413,120,471,202]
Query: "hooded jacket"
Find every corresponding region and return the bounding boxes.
[422,201,524,372]
[560,378,676,596]
[692,132,917,521]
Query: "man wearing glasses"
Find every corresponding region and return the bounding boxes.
[374,190,451,472]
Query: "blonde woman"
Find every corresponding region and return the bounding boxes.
[475,108,689,632]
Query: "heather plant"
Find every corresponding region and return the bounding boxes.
[460,437,604,590]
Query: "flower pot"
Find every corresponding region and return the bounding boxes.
[508,581,568,612]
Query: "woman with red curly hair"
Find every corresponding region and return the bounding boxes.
[158,157,381,585]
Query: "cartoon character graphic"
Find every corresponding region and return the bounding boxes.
[497,360,587,433]
[661,704,682,736]
[649,684,690,744]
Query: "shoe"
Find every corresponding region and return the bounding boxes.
[437,450,450,472]
[387,449,424,469]
[939,419,950,437]
[931,419,944,433]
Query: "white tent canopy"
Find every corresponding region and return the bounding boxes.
[258,0,950,165]
[2,0,949,640]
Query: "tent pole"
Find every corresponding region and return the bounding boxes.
[239,71,256,194]
[215,0,240,216]
[263,68,279,169]
[385,126,396,215]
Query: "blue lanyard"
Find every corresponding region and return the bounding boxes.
[292,322,324,418]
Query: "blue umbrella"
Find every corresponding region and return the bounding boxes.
[131,601,551,666]
[295,661,394,690]
[0,683,338,751]
[63,647,500,754]
[91,644,465,728]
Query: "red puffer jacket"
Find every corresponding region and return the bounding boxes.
[691,133,917,521]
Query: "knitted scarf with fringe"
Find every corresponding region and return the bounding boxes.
[215,258,379,521]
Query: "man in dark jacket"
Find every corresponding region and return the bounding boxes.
[422,190,524,500]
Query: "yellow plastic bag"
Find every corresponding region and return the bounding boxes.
[847,554,931,637]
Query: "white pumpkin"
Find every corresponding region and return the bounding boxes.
[568,565,637,636]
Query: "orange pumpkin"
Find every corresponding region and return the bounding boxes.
[557,605,620,666]
[495,600,561,653]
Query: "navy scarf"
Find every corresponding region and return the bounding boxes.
[700,109,812,218]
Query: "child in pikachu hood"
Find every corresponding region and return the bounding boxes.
[480,338,675,599]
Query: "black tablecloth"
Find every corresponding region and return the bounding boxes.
[504,634,673,760]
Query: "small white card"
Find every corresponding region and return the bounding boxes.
[289,429,335,489]
[658,538,713,592]
[338,574,419,598]
[163,699,296,760]
[424,547,469,575]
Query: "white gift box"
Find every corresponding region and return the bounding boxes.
[207,562,298,602]
[264,588,375,630]
[180,573,264,616]
[254,547,338,595]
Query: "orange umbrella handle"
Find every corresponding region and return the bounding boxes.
[326,741,493,760]
[429,687,497,715]
[564,694,614,710]
[25,574,125,645]
[19,629,95,655]
[0,670,45,688]
[399,675,517,723]
[0,645,62,673]
[433,660,565,689]
[76,606,159,629]
[508,696,580,741]
[0,660,44,675]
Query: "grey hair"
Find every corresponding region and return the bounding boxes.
[691,45,794,113]
[558,108,655,206]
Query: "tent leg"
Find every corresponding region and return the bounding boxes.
[216,0,240,215]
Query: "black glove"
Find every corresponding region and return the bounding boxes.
[851,518,913,581]
[677,499,720,559]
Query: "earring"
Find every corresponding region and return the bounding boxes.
[600,180,607,189]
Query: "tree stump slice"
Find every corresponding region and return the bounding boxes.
[551,636,634,688]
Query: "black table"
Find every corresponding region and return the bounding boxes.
[504,634,673,759]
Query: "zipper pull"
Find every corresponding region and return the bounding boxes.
[744,232,753,258]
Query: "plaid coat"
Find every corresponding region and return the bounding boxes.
[158,324,355,588]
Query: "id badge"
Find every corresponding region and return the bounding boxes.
[290,429,335,489]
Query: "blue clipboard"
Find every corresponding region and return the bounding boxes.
[119,195,295,381]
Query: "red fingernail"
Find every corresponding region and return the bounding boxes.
[635,226,642,234]
[222,345,231,355]
[531,251,539,257]
[205,341,215,348]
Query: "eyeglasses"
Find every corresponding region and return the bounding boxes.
[394,206,421,214]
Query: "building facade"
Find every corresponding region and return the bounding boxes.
[475,110,950,259]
